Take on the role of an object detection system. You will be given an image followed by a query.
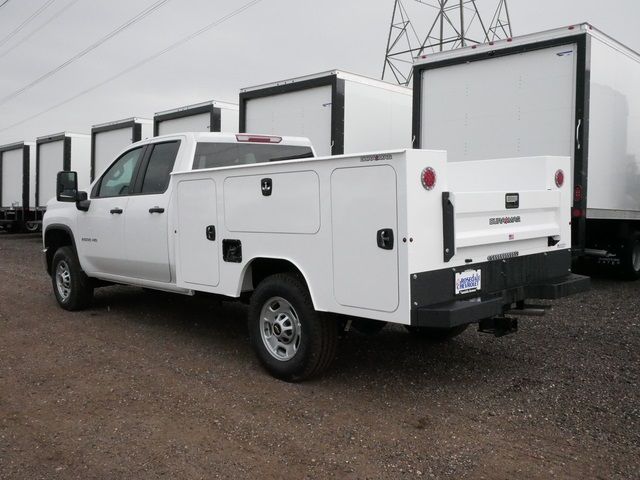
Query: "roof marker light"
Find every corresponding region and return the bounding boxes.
[236,134,282,144]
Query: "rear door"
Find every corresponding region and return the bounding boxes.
[331,165,399,312]
[1,148,23,208]
[123,141,181,282]
[420,43,578,163]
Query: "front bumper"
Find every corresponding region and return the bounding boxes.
[410,250,590,328]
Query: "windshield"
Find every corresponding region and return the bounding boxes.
[192,142,314,170]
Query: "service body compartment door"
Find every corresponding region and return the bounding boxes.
[176,178,219,289]
[331,165,399,312]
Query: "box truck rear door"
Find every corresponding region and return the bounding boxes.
[1,149,23,208]
[420,44,578,163]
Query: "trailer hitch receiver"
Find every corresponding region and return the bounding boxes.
[478,316,518,337]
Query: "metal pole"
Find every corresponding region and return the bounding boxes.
[459,0,465,46]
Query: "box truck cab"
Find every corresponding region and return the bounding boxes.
[43,132,588,381]
[412,23,640,278]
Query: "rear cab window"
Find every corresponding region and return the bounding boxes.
[192,142,314,170]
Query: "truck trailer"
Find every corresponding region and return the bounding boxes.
[91,117,152,182]
[35,133,90,229]
[412,23,640,278]
[0,141,35,232]
[43,132,588,381]
[153,100,239,136]
[239,70,413,157]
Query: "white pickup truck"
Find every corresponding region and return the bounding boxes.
[43,132,589,380]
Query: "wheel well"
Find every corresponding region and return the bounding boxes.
[246,258,308,291]
[44,227,74,275]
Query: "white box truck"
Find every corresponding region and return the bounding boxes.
[0,141,36,232]
[36,133,90,228]
[239,70,413,156]
[42,132,588,381]
[91,117,152,182]
[153,100,239,136]
[412,23,640,278]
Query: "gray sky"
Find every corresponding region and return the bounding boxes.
[0,0,638,145]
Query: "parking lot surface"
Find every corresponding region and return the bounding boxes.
[0,233,638,479]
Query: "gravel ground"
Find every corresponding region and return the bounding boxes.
[0,233,638,479]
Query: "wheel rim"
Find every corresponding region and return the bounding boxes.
[259,296,301,361]
[633,243,640,272]
[55,261,71,301]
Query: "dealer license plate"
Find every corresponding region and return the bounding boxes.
[455,269,481,295]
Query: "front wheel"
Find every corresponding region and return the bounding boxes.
[248,273,338,382]
[51,246,93,311]
[405,324,469,342]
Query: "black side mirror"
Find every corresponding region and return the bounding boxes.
[56,171,78,202]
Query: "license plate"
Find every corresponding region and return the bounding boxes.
[455,269,481,295]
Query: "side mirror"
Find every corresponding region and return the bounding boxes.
[56,171,78,202]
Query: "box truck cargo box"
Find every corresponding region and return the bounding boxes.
[412,23,640,278]
[239,70,413,156]
[153,100,239,136]
[0,141,35,232]
[91,117,152,181]
[36,133,90,220]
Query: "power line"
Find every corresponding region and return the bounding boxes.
[0,0,56,49]
[0,0,171,106]
[0,0,11,9]
[0,0,81,60]
[0,0,264,134]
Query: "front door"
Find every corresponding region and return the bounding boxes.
[123,140,181,283]
[77,146,144,276]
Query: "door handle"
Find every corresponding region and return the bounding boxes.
[206,225,216,241]
[576,118,582,150]
[377,228,394,250]
[149,206,165,214]
[110,208,123,214]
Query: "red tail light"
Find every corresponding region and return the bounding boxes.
[572,208,584,218]
[555,169,565,188]
[235,134,282,143]
[421,167,436,190]
[574,185,583,202]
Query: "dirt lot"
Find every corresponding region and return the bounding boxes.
[0,233,638,479]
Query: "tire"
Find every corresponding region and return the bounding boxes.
[405,324,469,342]
[51,246,93,311]
[352,319,387,335]
[619,232,640,280]
[248,273,338,382]
[24,222,40,233]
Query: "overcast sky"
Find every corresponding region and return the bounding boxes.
[0,0,638,145]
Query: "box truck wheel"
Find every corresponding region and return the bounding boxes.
[405,324,469,342]
[25,222,40,233]
[248,273,338,382]
[620,232,640,280]
[51,246,93,311]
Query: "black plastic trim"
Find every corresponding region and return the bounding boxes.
[442,192,455,262]
[43,223,79,275]
[239,73,347,155]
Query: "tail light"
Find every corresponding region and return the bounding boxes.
[574,184,583,202]
[555,169,565,188]
[572,208,584,218]
[421,167,436,190]
[235,134,282,144]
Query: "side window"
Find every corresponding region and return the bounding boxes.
[140,141,180,194]
[96,147,143,198]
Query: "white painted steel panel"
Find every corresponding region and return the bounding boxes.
[421,44,577,163]
[1,149,23,207]
[38,141,64,207]
[221,108,239,133]
[587,36,640,214]
[157,112,211,135]
[343,80,412,153]
[140,121,153,141]
[331,165,399,312]
[70,135,91,191]
[224,171,320,234]
[244,86,333,156]
[94,128,133,180]
[177,178,219,288]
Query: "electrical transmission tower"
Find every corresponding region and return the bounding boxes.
[382,0,513,86]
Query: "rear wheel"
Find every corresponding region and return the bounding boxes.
[51,246,93,311]
[248,273,338,382]
[405,324,469,342]
[24,222,40,233]
[619,232,640,280]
